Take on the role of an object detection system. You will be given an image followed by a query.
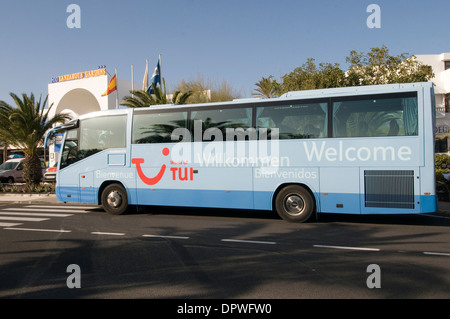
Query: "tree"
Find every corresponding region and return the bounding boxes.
[277,58,346,94]
[0,93,70,188]
[345,45,434,86]
[120,89,156,108]
[174,77,241,103]
[254,46,434,96]
[121,79,192,107]
[0,109,12,162]
[171,90,193,105]
[253,76,280,98]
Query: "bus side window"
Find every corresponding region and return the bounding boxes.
[132,111,188,144]
[332,95,417,138]
[191,107,252,141]
[256,102,327,140]
[80,115,127,153]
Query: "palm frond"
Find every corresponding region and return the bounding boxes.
[121,78,191,107]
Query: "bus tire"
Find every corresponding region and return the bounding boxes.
[101,183,128,215]
[275,185,314,223]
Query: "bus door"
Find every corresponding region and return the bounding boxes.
[57,134,80,203]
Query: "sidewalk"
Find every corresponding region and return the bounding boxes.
[0,193,57,204]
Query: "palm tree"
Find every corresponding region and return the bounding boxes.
[120,89,156,108]
[171,90,192,105]
[121,79,192,108]
[253,76,280,98]
[0,93,70,188]
[0,103,13,163]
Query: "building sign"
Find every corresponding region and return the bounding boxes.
[436,125,450,134]
[51,68,107,83]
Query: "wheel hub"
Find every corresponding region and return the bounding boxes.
[284,194,304,216]
[107,191,122,208]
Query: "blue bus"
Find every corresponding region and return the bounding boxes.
[45,82,437,222]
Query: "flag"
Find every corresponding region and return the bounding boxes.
[102,74,117,96]
[147,54,161,94]
[142,60,148,91]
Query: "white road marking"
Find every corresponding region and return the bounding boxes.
[0,212,72,217]
[313,244,380,251]
[0,222,22,227]
[91,231,125,236]
[25,205,98,210]
[3,208,87,214]
[142,234,190,240]
[423,251,450,257]
[0,216,49,222]
[0,205,82,230]
[4,227,71,233]
[221,239,276,245]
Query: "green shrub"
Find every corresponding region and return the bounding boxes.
[0,183,55,193]
[436,154,450,201]
[435,154,450,171]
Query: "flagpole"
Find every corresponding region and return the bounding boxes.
[159,53,162,98]
[115,68,118,109]
[131,64,134,98]
[143,59,149,91]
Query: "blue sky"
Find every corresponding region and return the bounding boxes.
[0,0,449,104]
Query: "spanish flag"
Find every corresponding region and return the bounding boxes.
[102,74,117,96]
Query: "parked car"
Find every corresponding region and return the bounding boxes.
[0,158,46,184]
[43,164,57,183]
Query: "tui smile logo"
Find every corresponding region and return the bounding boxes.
[132,148,170,186]
[132,147,195,186]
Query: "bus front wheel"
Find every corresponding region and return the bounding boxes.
[275,185,315,223]
[101,184,128,215]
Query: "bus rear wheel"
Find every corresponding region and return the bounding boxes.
[275,185,315,222]
[101,183,128,215]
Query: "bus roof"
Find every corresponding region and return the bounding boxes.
[280,82,433,99]
[132,81,433,112]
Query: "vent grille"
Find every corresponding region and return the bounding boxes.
[364,170,415,209]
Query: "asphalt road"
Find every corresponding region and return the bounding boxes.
[1,197,450,301]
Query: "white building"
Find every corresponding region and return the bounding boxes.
[415,53,450,138]
[48,68,136,119]
[46,67,138,166]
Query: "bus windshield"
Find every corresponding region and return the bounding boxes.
[60,114,127,169]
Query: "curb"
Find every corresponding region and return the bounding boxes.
[0,193,57,203]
